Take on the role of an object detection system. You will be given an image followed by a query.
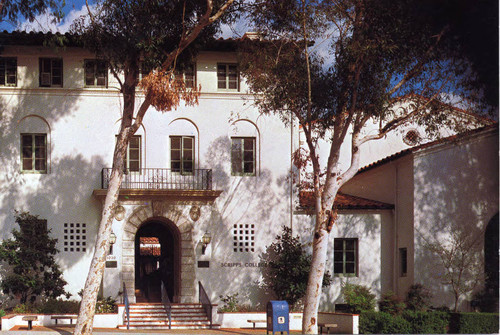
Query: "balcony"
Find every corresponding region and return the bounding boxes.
[93,168,222,202]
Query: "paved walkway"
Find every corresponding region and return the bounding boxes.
[2,326,304,334]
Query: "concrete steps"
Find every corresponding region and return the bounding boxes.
[118,303,219,330]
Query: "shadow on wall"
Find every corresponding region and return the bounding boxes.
[0,73,111,295]
[199,135,292,309]
[413,134,499,311]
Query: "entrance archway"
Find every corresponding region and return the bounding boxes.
[134,219,180,303]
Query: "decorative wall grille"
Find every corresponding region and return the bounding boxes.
[63,223,87,252]
[233,224,255,252]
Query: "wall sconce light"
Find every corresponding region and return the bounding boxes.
[109,231,117,254]
[201,232,211,255]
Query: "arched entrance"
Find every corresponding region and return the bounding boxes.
[134,219,181,303]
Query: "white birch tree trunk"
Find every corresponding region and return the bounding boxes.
[74,136,127,335]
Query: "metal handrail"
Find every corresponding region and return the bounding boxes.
[101,168,213,190]
[161,280,172,329]
[123,282,130,330]
[198,281,212,329]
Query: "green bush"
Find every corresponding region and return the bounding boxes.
[406,284,432,311]
[95,296,117,314]
[343,283,376,313]
[260,226,331,308]
[403,311,449,334]
[360,311,412,334]
[218,293,239,312]
[449,312,499,334]
[379,291,405,315]
[38,298,80,314]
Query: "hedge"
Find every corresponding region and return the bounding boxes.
[360,311,449,334]
[449,312,499,334]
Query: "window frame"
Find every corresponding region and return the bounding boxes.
[39,58,63,87]
[170,135,195,175]
[175,63,196,89]
[231,137,256,176]
[84,59,108,87]
[217,63,239,91]
[333,238,358,277]
[20,133,47,174]
[0,57,17,86]
[122,135,141,173]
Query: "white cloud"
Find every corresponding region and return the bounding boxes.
[17,4,92,33]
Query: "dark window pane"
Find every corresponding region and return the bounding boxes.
[345,263,355,274]
[183,161,193,172]
[22,135,32,147]
[129,161,139,171]
[23,159,33,170]
[334,262,343,274]
[35,159,46,171]
[171,137,181,149]
[244,138,254,150]
[334,251,343,260]
[22,147,32,158]
[35,135,45,147]
[345,240,355,250]
[243,162,254,173]
[243,151,253,161]
[346,251,355,262]
[171,161,181,172]
[183,137,193,149]
[334,239,343,250]
[171,150,180,160]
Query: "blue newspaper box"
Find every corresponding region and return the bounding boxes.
[266,300,289,335]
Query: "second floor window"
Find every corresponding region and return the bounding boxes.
[21,133,47,173]
[175,64,196,88]
[170,136,194,174]
[231,137,256,176]
[334,238,358,276]
[0,57,17,86]
[217,63,238,90]
[124,135,141,172]
[85,59,107,87]
[39,58,62,87]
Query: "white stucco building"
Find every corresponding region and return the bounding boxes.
[0,31,497,326]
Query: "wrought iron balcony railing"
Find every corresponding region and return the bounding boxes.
[101,168,213,190]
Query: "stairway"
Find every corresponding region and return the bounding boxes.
[118,303,220,330]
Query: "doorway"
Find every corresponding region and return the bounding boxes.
[134,220,180,303]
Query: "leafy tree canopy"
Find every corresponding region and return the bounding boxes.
[0,211,69,304]
[0,0,64,25]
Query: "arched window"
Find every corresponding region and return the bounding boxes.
[230,119,260,176]
[18,115,51,173]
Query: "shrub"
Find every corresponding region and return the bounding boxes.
[361,311,449,334]
[218,293,239,312]
[449,312,499,334]
[0,211,69,304]
[95,296,117,314]
[38,298,80,314]
[379,291,405,315]
[342,283,376,314]
[403,310,450,334]
[260,226,331,308]
[406,284,432,311]
[359,311,412,334]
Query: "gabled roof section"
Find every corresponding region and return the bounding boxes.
[299,191,394,210]
[358,123,498,174]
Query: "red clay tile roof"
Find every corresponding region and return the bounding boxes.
[299,191,394,210]
[358,123,498,174]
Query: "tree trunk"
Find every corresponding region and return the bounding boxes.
[302,204,330,334]
[73,134,128,335]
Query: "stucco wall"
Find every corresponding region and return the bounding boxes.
[413,129,498,310]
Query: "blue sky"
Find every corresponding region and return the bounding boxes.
[1,0,249,39]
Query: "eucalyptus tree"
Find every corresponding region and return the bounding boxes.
[71,1,237,334]
[0,0,63,25]
[240,0,494,333]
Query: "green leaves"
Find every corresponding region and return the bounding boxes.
[0,211,69,304]
[260,226,331,308]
